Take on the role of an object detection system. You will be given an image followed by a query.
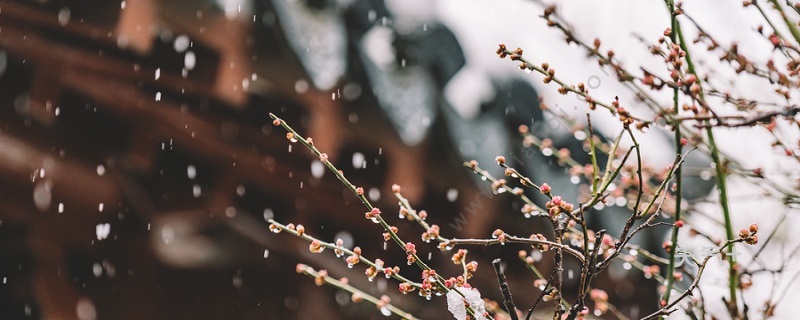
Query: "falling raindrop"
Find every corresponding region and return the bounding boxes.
[232,273,243,289]
[58,202,64,213]
[161,226,174,244]
[95,223,110,240]
[92,263,103,277]
[263,249,270,259]
[192,185,201,198]
[264,208,275,220]
[0,50,7,78]
[96,165,105,176]
[57,7,71,26]
[368,188,380,201]
[155,92,162,101]
[352,152,365,169]
[446,188,459,202]
[225,207,237,217]
[310,160,325,178]
[187,165,197,179]
[174,35,190,52]
[236,185,246,197]
[154,68,161,80]
[76,298,96,320]
[33,180,53,212]
[184,51,196,70]
[294,79,309,94]
[98,203,104,212]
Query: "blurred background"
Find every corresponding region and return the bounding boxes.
[0,0,797,319]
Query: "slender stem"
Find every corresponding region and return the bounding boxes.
[663,0,685,313]
[670,14,739,313]
[768,0,800,46]
[447,234,585,263]
[268,220,421,286]
[296,264,420,320]
[587,114,601,196]
[493,259,519,320]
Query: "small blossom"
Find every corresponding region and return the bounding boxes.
[739,229,749,239]
[365,266,377,279]
[422,225,440,242]
[540,183,552,194]
[272,118,281,126]
[465,261,478,275]
[391,184,401,193]
[495,156,506,165]
[365,207,381,220]
[662,241,673,253]
[268,224,281,233]
[452,249,467,265]
[548,196,563,207]
[319,153,328,163]
[405,242,417,255]
[315,269,328,286]
[376,295,390,309]
[309,240,324,253]
[399,282,416,294]
[355,187,364,195]
[601,234,614,247]
[334,239,344,256]
[521,204,535,215]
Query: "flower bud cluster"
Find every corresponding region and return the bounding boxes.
[739,224,759,245]
[421,225,440,243]
[545,196,574,218]
[451,249,468,265]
